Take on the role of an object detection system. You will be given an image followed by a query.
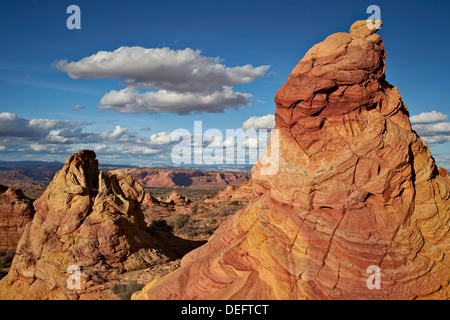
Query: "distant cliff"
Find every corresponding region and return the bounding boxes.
[115,168,251,188]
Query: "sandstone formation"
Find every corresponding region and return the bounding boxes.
[164,191,191,206]
[439,167,449,179]
[0,186,34,252]
[0,150,186,299]
[134,21,450,300]
[118,168,250,188]
[205,180,254,204]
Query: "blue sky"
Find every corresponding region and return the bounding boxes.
[0,0,449,168]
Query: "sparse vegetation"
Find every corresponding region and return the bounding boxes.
[110,281,145,300]
[144,187,224,203]
[149,218,173,232]
[0,250,15,280]
[172,214,192,230]
[140,186,250,241]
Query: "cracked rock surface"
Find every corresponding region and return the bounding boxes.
[134,20,450,300]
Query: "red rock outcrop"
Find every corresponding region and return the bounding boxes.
[205,180,254,204]
[164,191,191,206]
[0,186,34,252]
[0,150,184,300]
[133,21,450,300]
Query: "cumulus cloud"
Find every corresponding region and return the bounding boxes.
[95,144,159,155]
[0,112,84,137]
[410,111,448,124]
[242,114,275,130]
[149,132,172,145]
[73,104,85,111]
[56,47,269,92]
[56,46,270,114]
[98,87,251,115]
[411,110,450,145]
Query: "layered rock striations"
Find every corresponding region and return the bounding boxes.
[0,150,182,299]
[134,21,450,300]
[0,186,34,252]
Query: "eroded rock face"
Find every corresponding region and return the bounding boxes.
[134,21,450,300]
[164,191,191,206]
[0,150,177,300]
[204,180,254,204]
[0,187,34,252]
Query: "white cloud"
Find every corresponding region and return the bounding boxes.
[56,46,269,114]
[99,125,130,140]
[413,122,450,136]
[410,110,450,145]
[30,143,47,152]
[0,112,84,137]
[93,144,159,155]
[56,47,269,92]
[410,111,448,124]
[98,87,251,115]
[149,132,172,145]
[0,146,5,151]
[73,104,85,111]
[242,114,275,130]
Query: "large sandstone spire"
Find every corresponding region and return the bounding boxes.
[134,21,450,300]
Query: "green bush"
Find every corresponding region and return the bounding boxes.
[230,200,240,206]
[149,219,173,233]
[173,214,191,230]
[110,281,145,300]
[0,250,14,268]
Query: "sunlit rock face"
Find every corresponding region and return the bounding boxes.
[0,150,179,300]
[133,20,450,300]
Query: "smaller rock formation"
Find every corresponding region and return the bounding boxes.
[0,186,34,252]
[164,191,191,206]
[0,150,184,300]
[205,180,254,204]
[438,167,449,179]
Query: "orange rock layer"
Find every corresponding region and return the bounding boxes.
[133,21,450,300]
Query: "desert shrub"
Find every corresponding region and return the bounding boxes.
[0,250,15,280]
[230,200,240,206]
[149,219,173,233]
[173,214,191,230]
[0,250,14,268]
[110,281,145,300]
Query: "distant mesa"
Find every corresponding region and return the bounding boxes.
[116,168,250,189]
[133,20,450,300]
